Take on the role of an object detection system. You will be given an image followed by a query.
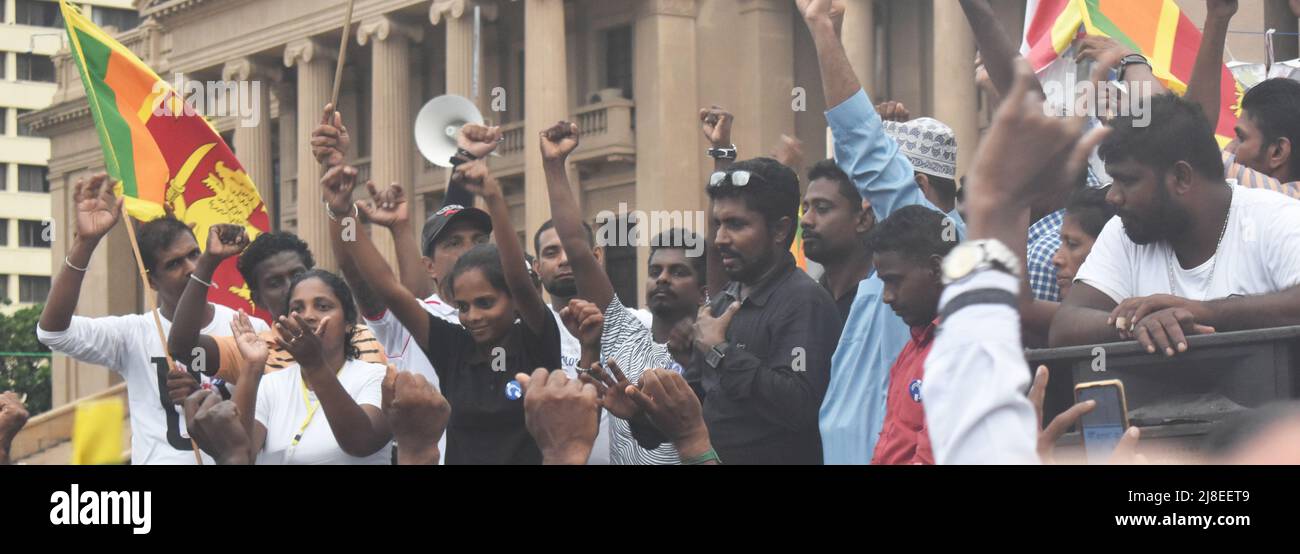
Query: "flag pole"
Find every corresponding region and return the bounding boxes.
[122,215,204,464]
[325,0,357,123]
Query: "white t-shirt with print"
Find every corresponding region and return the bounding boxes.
[364,293,456,463]
[254,358,392,465]
[37,304,269,465]
[1075,185,1300,303]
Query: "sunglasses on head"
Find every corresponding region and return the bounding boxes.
[709,170,768,188]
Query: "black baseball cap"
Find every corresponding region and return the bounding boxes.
[421,204,493,257]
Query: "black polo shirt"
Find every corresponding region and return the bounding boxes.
[635,252,841,464]
[425,312,561,465]
[819,273,860,326]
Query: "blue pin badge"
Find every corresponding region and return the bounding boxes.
[505,379,523,400]
[909,379,923,403]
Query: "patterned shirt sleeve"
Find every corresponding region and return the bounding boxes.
[1026,210,1064,302]
[1223,150,1300,200]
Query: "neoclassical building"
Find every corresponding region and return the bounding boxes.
[24,0,1297,407]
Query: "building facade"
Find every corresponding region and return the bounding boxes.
[1,0,137,313]
[22,0,1300,406]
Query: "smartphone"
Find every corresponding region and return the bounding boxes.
[1074,380,1130,464]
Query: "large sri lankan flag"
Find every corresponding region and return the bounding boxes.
[1023,0,1242,146]
[60,1,270,318]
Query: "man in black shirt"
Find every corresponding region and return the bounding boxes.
[633,157,841,464]
[801,159,874,324]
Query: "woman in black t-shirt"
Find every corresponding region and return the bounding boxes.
[326,126,561,464]
[425,244,560,463]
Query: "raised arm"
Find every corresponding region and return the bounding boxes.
[39,174,123,333]
[170,224,248,372]
[958,0,1038,98]
[308,105,398,316]
[700,106,735,296]
[324,165,432,356]
[444,123,502,209]
[539,121,615,310]
[370,185,432,302]
[798,1,948,230]
[332,207,389,319]
[1076,35,1168,101]
[229,310,268,456]
[1186,0,1237,133]
[456,158,552,333]
[799,0,859,109]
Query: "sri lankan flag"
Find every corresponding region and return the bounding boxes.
[1022,0,1242,146]
[60,1,270,317]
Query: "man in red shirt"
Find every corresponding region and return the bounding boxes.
[867,205,957,465]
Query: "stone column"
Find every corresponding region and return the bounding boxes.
[635,0,701,304]
[523,0,571,243]
[359,15,424,266]
[223,58,279,226]
[432,0,499,110]
[432,1,499,217]
[734,0,795,162]
[842,0,875,94]
[931,0,978,177]
[284,39,337,270]
[274,81,297,233]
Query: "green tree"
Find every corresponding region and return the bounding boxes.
[0,303,51,415]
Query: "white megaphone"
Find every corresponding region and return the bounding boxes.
[415,94,485,168]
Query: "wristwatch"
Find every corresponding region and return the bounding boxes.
[707,145,738,160]
[705,342,731,370]
[941,239,1021,285]
[1117,53,1151,81]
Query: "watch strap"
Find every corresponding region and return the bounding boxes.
[939,288,1018,320]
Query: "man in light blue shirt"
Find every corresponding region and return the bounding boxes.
[798,1,965,464]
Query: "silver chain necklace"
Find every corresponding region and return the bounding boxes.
[1166,185,1233,301]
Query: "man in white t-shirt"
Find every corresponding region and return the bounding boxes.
[534,219,652,373]
[1051,94,1300,355]
[37,174,269,465]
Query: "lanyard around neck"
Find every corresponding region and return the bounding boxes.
[291,365,343,447]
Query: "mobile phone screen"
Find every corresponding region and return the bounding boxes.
[1078,384,1127,463]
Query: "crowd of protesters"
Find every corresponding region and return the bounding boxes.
[7,0,1300,466]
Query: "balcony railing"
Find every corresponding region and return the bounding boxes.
[486,97,636,178]
[354,158,372,186]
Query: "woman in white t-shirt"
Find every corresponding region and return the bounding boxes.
[232,269,393,464]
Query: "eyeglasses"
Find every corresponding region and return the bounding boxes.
[709,170,767,188]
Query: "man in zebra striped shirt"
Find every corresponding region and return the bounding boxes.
[539,121,708,464]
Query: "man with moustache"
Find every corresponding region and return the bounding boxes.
[632,156,842,464]
[800,160,874,324]
[537,121,706,464]
[796,0,966,464]
[534,219,652,375]
[1050,94,1300,355]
